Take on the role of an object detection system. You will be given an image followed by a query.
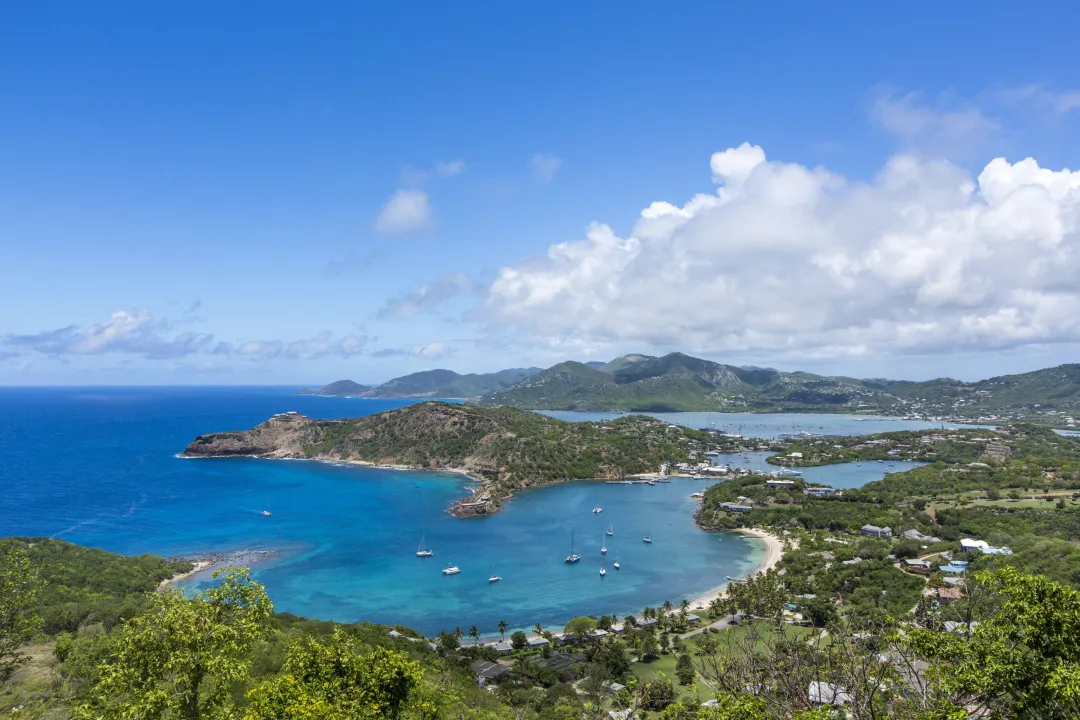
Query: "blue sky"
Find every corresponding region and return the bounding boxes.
[2,2,1080,385]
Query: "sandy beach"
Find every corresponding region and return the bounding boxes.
[159,560,211,588]
[684,527,786,611]
[158,549,280,589]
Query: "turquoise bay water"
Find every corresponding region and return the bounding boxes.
[1,388,942,635]
[708,453,925,489]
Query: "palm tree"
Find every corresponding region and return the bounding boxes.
[663,599,674,615]
[468,625,480,646]
[498,619,508,640]
[453,626,463,641]
[534,622,543,638]
[623,615,637,629]
[680,598,690,613]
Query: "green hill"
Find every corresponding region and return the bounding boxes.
[877,364,1080,418]
[481,352,894,412]
[481,354,1080,423]
[182,401,708,515]
[359,367,542,399]
[297,379,372,397]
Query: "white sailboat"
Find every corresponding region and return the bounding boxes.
[606,522,614,536]
[599,560,606,577]
[643,526,653,544]
[261,505,271,517]
[416,535,434,558]
[565,530,581,563]
[592,505,603,514]
[442,557,460,575]
[601,536,607,555]
[613,551,620,570]
[488,566,501,583]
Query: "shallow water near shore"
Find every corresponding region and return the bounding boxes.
[2,387,936,635]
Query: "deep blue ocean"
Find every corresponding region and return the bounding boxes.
[1,387,954,636]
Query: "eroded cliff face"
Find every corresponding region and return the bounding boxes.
[182,412,330,458]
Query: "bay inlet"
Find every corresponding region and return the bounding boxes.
[1,387,947,635]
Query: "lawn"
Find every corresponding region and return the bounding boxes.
[0,642,67,719]
[929,492,1080,512]
[628,623,820,706]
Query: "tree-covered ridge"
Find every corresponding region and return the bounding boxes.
[0,541,512,720]
[6,536,1080,718]
[0,538,192,636]
[300,367,543,399]
[297,379,371,396]
[183,402,711,515]
[480,353,892,413]
[479,352,1080,425]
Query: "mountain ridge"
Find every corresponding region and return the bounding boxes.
[481,354,1080,424]
[300,367,542,400]
[299,355,1080,426]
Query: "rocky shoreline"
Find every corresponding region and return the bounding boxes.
[160,548,279,587]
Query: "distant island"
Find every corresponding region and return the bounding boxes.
[303,354,1080,427]
[181,402,708,516]
[297,379,372,397]
[298,367,541,399]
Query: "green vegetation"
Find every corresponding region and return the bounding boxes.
[184,402,712,515]
[297,379,372,396]
[0,538,192,636]
[76,567,273,720]
[6,533,1080,718]
[480,353,887,413]
[0,546,41,679]
[305,367,543,399]
[0,540,512,719]
[479,352,1080,425]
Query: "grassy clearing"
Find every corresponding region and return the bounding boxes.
[0,642,66,718]
[929,491,1080,512]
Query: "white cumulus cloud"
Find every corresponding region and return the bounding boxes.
[5,309,214,359]
[484,144,1080,359]
[374,189,430,234]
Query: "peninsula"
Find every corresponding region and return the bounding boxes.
[181,401,709,516]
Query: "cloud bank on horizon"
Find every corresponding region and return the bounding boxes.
[482,143,1080,360]
[4,142,1080,377]
[4,89,1080,381]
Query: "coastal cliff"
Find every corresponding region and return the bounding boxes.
[183,402,708,516]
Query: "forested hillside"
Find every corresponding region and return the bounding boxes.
[182,402,708,515]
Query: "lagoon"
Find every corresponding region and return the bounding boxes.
[707,452,925,489]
